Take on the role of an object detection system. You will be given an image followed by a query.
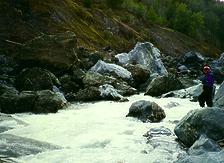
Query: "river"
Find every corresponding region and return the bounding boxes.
[2,94,198,163]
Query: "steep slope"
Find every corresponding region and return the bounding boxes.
[0,0,220,69]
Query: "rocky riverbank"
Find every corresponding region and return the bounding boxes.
[0,41,224,162]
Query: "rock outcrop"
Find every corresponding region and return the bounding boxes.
[175,135,224,163]
[115,42,168,76]
[16,67,60,91]
[174,107,224,147]
[0,90,67,114]
[211,53,224,84]
[126,100,166,122]
[16,31,78,72]
[90,60,132,80]
[214,81,224,108]
[145,74,184,97]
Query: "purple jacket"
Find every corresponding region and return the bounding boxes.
[201,73,214,88]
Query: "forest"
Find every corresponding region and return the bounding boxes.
[84,0,224,50]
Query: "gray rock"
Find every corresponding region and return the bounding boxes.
[162,84,203,100]
[0,84,18,95]
[18,31,77,72]
[115,42,168,75]
[90,60,132,80]
[99,84,127,101]
[75,86,101,101]
[83,71,137,97]
[174,107,224,147]
[83,71,116,87]
[176,135,224,163]
[144,126,173,139]
[113,81,137,96]
[16,67,60,91]
[33,90,67,113]
[145,74,184,97]
[125,64,150,85]
[0,134,61,158]
[59,74,80,94]
[126,100,166,122]
[177,65,190,75]
[0,92,18,114]
[188,135,221,155]
[0,90,67,114]
[214,81,224,108]
[179,51,205,68]
[211,53,224,84]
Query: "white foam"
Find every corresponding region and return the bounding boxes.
[6,94,199,163]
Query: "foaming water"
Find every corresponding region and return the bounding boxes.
[5,94,199,163]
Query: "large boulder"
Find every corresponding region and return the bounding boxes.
[126,100,166,122]
[188,135,222,155]
[174,107,224,147]
[162,83,203,101]
[17,31,77,72]
[90,60,132,80]
[83,71,137,96]
[33,90,67,113]
[0,92,18,113]
[125,64,150,86]
[145,74,184,97]
[175,135,224,163]
[16,67,60,91]
[214,81,224,108]
[59,74,81,94]
[0,55,17,86]
[83,71,116,87]
[99,84,127,101]
[113,81,137,96]
[0,90,67,114]
[74,86,101,101]
[0,84,18,95]
[0,55,15,75]
[115,42,168,75]
[73,84,129,102]
[178,51,205,69]
[211,53,224,84]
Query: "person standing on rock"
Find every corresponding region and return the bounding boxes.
[198,65,215,107]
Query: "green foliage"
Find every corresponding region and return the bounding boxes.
[146,7,166,25]
[189,12,204,36]
[106,0,124,9]
[173,3,192,34]
[83,0,92,8]
[140,0,224,49]
[122,0,147,17]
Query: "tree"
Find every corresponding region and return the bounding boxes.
[173,3,192,34]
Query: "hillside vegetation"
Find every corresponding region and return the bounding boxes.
[0,0,223,60]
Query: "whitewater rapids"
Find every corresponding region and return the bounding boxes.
[4,94,198,163]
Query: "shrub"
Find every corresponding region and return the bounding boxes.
[83,0,92,8]
[106,0,124,9]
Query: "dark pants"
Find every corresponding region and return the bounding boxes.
[198,86,213,107]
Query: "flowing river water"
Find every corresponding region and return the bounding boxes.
[2,94,199,163]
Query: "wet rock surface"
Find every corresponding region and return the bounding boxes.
[115,42,168,75]
[0,134,61,158]
[145,74,184,97]
[16,67,60,91]
[175,135,224,163]
[214,81,224,108]
[174,107,224,147]
[126,100,166,122]
[0,90,67,114]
